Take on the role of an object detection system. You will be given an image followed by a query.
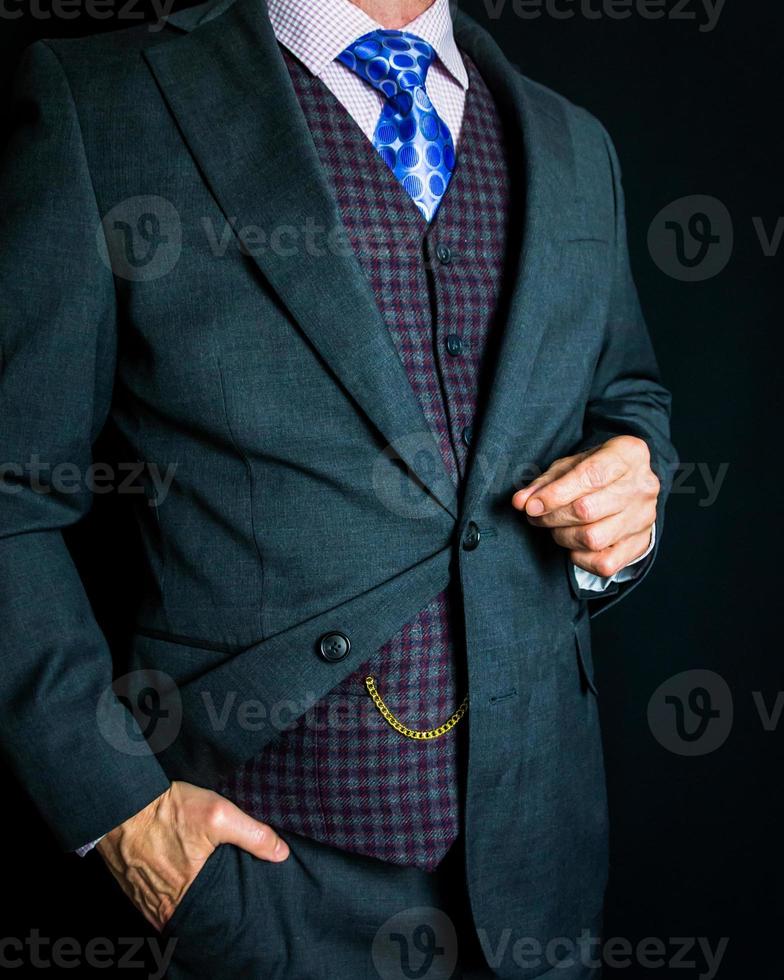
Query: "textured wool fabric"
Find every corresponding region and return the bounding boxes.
[219,50,514,870]
[161,834,497,980]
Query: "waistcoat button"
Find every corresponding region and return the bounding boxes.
[445,333,463,356]
[435,243,452,265]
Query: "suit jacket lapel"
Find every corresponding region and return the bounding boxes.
[145,0,458,518]
[452,13,579,519]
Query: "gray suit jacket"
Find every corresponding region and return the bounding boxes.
[0,0,677,951]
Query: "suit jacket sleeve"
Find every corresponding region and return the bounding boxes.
[0,42,171,851]
[569,122,679,613]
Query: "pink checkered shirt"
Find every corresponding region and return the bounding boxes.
[266,0,470,146]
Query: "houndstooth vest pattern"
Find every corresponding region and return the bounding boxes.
[218,48,515,871]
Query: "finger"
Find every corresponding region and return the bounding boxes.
[526,484,630,529]
[570,530,653,579]
[551,504,654,553]
[511,454,588,511]
[525,448,629,516]
[205,797,289,862]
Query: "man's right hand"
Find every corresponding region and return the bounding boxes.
[96,781,289,932]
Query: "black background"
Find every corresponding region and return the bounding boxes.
[1,0,781,976]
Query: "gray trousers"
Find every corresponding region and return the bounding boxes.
[163,832,495,979]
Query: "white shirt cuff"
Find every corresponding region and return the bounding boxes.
[75,835,105,857]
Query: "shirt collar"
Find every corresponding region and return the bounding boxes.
[267,0,469,91]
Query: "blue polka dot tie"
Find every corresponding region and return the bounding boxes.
[338,30,456,223]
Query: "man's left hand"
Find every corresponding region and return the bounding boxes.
[512,436,659,578]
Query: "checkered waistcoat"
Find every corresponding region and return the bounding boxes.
[219,50,514,871]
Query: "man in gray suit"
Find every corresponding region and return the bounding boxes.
[0,0,676,975]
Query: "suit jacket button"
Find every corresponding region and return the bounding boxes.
[462,522,481,551]
[319,632,351,662]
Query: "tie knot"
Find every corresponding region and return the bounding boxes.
[338,30,436,112]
